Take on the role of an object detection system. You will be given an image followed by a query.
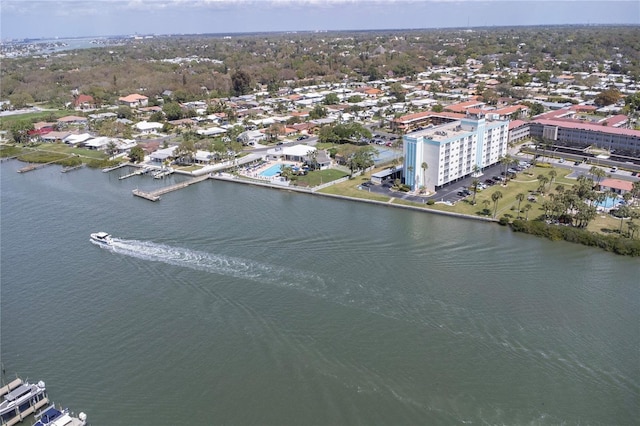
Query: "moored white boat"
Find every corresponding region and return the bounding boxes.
[32,404,87,426]
[90,232,113,245]
[0,380,47,423]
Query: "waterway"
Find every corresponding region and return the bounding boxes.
[1,160,639,425]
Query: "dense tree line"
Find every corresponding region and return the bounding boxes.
[2,26,638,108]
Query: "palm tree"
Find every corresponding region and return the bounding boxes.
[524,203,532,221]
[632,181,640,204]
[491,190,503,218]
[515,193,525,218]
[627,220,639,239]
[548,169,557,190]
[421,161,428,189]
[482,199,491,215]
[470,178,480,205]
[616,205,630,233]
[499,155,512,177]
[537,174,549,194]
[589,166,606,186]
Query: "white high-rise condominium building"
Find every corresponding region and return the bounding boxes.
[402,117,509,192]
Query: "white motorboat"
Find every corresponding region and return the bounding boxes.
[90,232,113,245]
[33,404,87,426]
[0,380,47,423]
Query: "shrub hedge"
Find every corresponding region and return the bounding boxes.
[510,219,640,256]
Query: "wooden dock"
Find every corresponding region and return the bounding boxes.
[17,163,46,173]
[61,164,85,173]
[132,174,210,202]
[119,167,151,180]
[102,163,129,173]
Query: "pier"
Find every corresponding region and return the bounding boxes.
[61,164,85,173]
[17,163,47,173]
[132,174,210,202]
[119,167,151,180]
[102,163,129,173]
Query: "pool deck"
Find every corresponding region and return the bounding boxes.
[239,161,299,181]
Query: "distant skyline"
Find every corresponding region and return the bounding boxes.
[1,0,638,40]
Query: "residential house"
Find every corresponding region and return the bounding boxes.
[599,178,633,195]
[57,115,88,127]
[119,94,149,108]
[73,94,96,110]
[135,121,164,134]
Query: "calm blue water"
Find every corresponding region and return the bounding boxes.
[596,195,621,209]
[1,159,639,425]
[259,164,282,177]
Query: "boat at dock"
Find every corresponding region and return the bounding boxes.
[32,404,87,426]
[90,232,113,246]
[0,380,48,425]
[152,167,174,179]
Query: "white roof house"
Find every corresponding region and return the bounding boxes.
[83,136,113,150]
[135,121,164,134]
[150,145,178,162]
[64,133,93,146]
[267,144,317,162]
[197,126,226,136]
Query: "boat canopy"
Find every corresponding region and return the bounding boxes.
[4,384,31,401]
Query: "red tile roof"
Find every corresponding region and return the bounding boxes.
[600,178,633,192]
[393,110,465,124]
[533,119,640,137]
[119,94,148,103]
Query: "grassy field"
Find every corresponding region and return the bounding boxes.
[0,109,69,129]
[295,168,349,187]
[316,163,638,237]
[34,143,108,160]
[319,173,392,202]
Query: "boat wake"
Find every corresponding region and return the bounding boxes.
[103,238,328,292]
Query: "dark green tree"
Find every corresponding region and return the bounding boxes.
[323,93,339,105]
[163,102,183,121]
[129,145,145,163]
[231,70,252,96]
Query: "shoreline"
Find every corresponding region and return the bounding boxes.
[208,173,498,224]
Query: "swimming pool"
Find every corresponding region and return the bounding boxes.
[595,195,621,209]
[259,164,282,178]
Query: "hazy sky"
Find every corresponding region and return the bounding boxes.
[1,0,638,39]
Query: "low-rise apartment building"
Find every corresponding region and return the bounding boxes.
[403,117,509,192]
[529,119,640,156]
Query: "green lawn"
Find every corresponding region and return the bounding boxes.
[294,168,349,187]
[0,109,69,130]
[319,174,391,202]
[0,144,26,157]
[35,143,108,159]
